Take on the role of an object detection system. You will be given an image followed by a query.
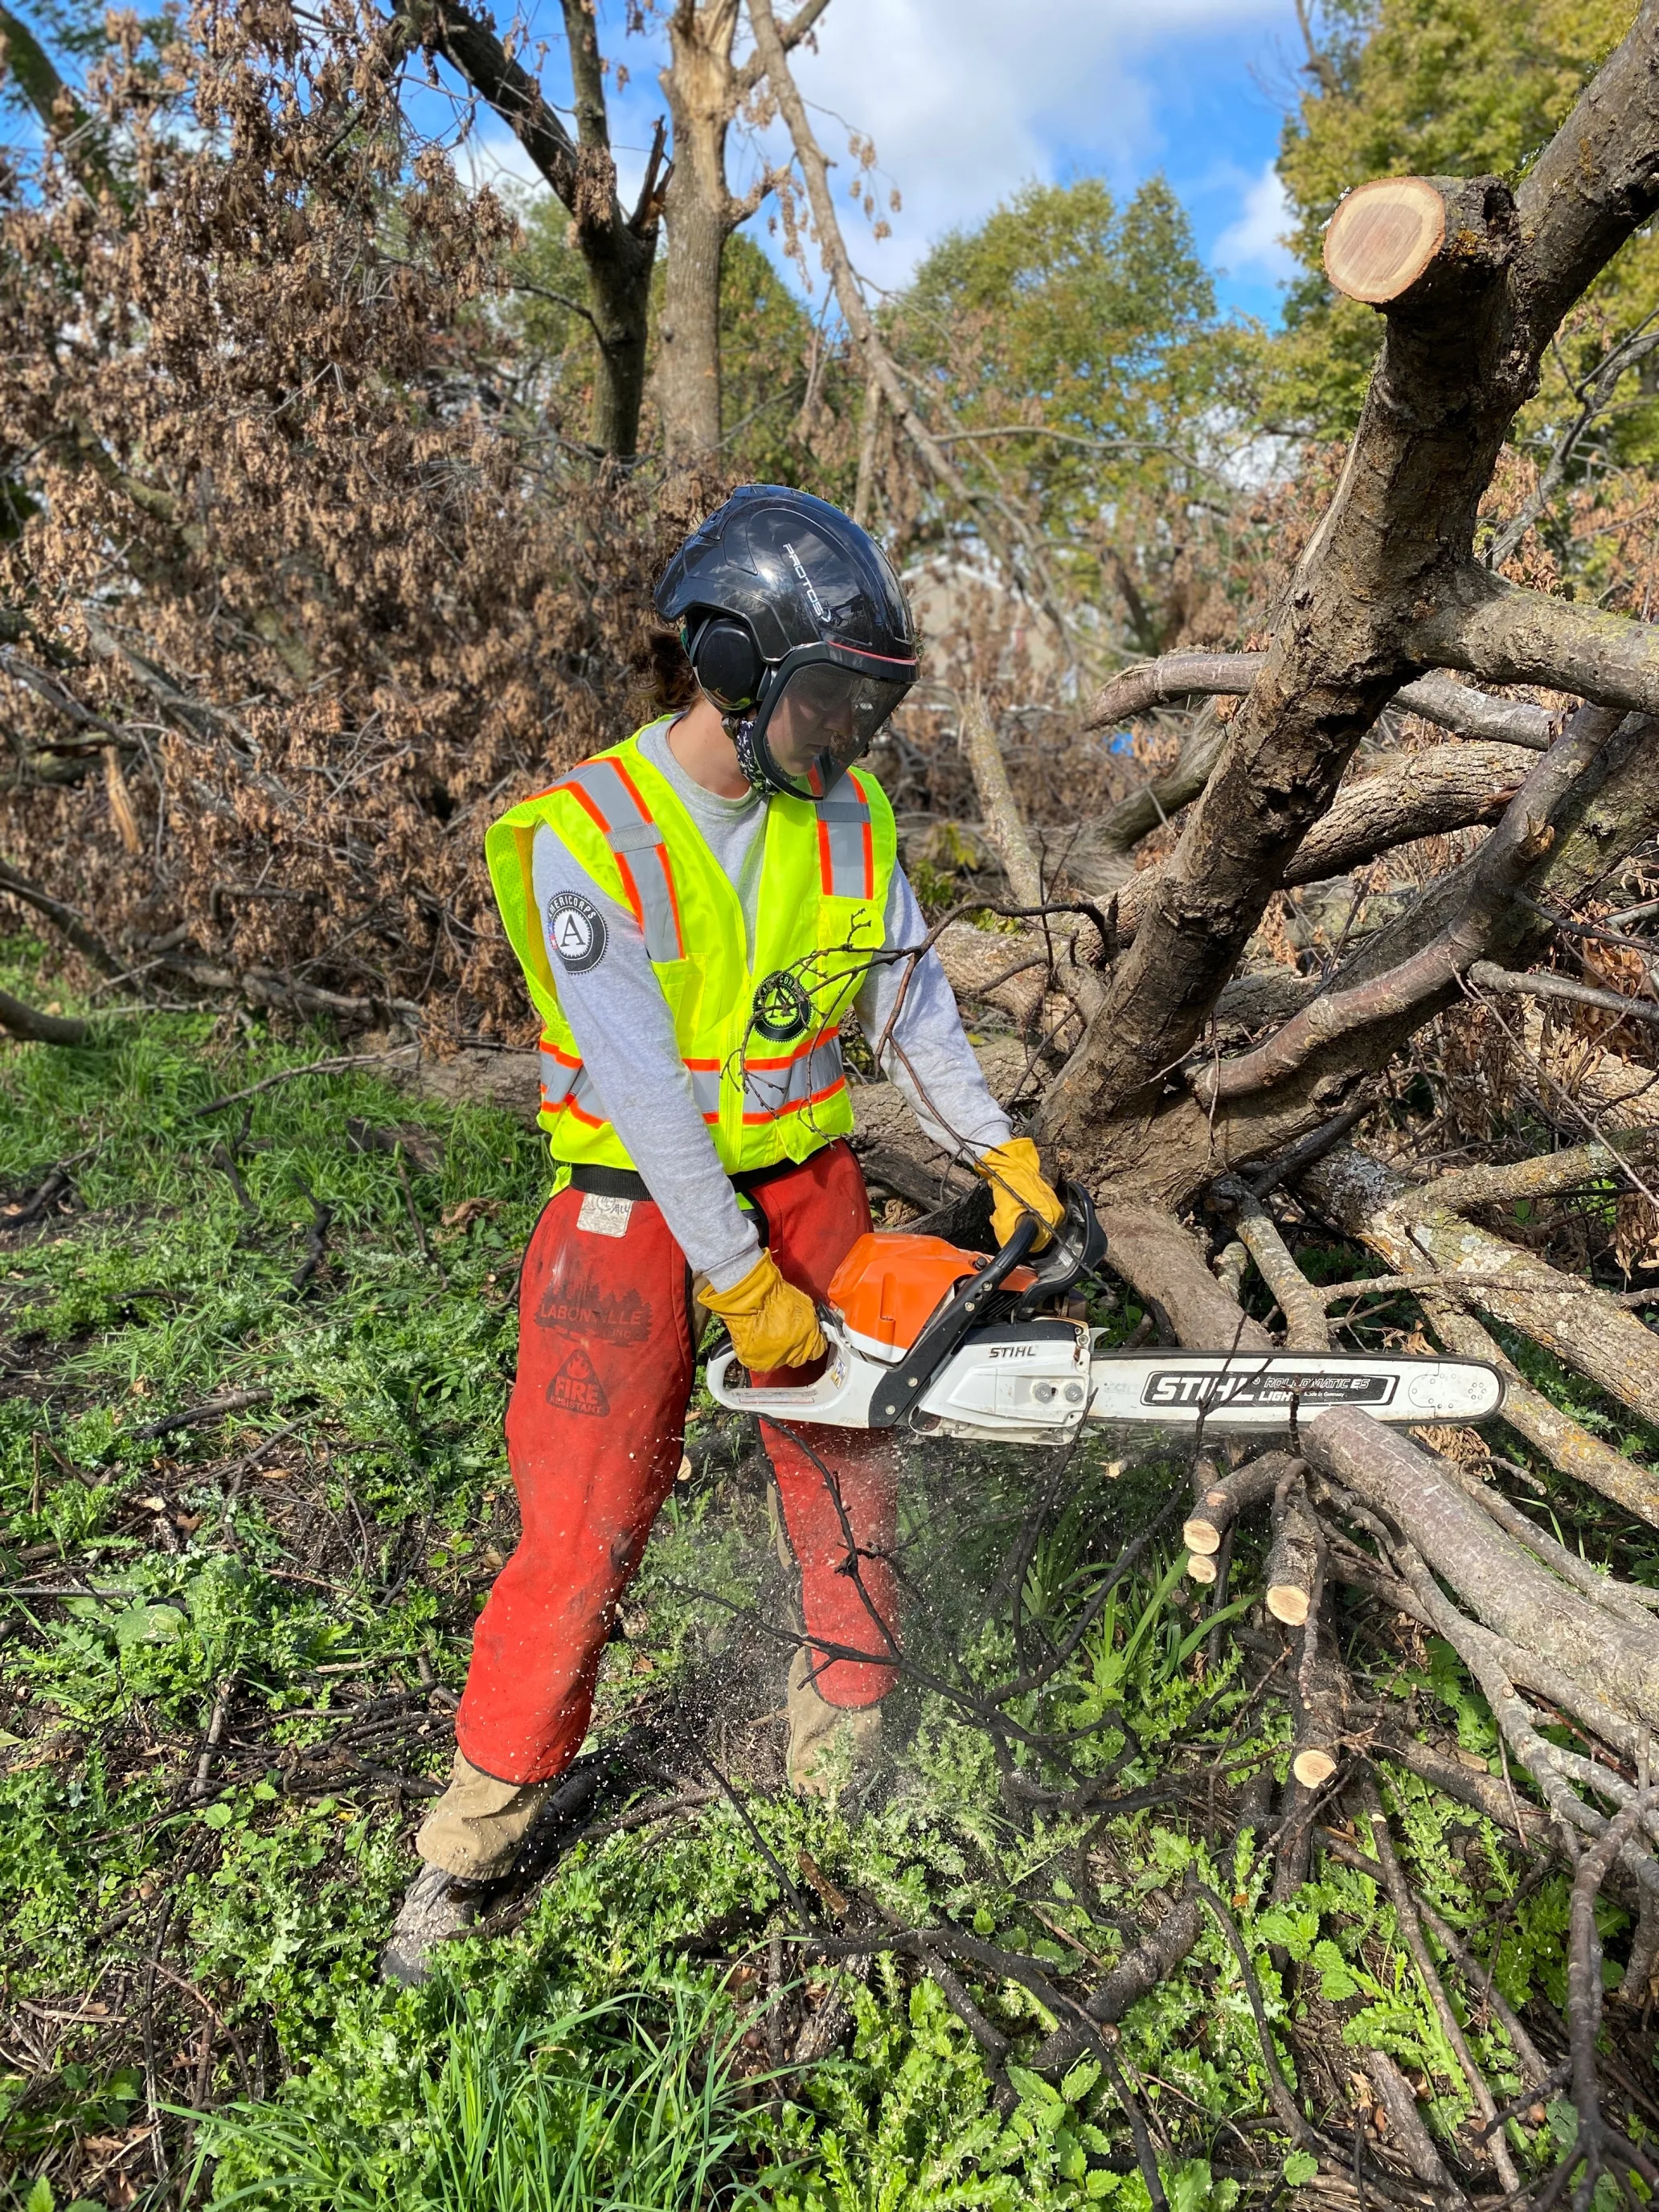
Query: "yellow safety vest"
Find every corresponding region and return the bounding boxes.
[485,720,898,1178]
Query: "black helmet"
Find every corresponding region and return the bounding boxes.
[654,484,919,800]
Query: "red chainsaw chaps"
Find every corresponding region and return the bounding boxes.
[454,1141,900,1787]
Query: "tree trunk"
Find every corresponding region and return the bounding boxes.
[656,2,741,460]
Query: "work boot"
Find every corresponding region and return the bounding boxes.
[380,1864,482,1987]
[786,1645,884,1801]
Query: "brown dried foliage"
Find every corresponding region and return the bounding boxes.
[0,0,725,1044]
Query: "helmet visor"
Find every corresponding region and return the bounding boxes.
[760,657,914,793]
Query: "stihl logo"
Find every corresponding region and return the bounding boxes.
[985,1344,1038,1361]
[1142,1370,1397,1408]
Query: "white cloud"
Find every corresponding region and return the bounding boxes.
[726,0,1297,290]
[1212,158,1297,282]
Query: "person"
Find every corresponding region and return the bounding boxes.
[382,485,1063,1985]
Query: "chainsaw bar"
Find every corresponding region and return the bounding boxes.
[1083,1349,1503,1433]
[705,1329,1504,1444]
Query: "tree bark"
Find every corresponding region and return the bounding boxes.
[1303,1408,1659,1731]
[1415,566,1659,720]
[1083,656,1552,750]
[656,1,741,460]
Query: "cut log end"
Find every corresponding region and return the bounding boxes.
[1186,1552,1220,1585]
[1182,1517,1223,1557]
[1292,1747,1338,1790]
[1267,1582,1312,1627]
[1324,177,1447,305]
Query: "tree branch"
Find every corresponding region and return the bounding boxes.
[1083,651,1555,749]
[733,0,833,95]
[1414,564,1659,721]
[958,690,1042,909]
[1468,959,1659,1028]
[0,985,88,1045]
[1194,705,1624,1104]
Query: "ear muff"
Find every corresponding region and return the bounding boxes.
[686,616,765,712]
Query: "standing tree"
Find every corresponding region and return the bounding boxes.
[653,0,829,458]
[416,0,668,457]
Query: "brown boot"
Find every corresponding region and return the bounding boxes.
[786,1645,883,1800]
[414,1747,551,1880]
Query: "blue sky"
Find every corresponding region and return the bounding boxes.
[452,0,1310,329]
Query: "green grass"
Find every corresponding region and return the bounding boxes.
[0,936,1636,2210]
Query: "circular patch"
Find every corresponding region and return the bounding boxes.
[752,969,813,1043]
[547,891,608,974]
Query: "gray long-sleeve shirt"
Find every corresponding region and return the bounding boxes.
[530,716,1010,1289]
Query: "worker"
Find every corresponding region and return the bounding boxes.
[383,485,1063,1984]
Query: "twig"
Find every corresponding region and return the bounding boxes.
[190,1050,415,1116]
[131,1387,274,1442]
[190,1678,235,1801]
[1354,1777,1520,2190]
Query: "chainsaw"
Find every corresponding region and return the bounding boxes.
[707,1183,1504,1444]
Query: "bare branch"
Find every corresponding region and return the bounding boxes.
[1415,565,1659,720]
[1083,650,1555,749]
[1195,706,1624,1104]
[0,985,88,1045]
[1468,958,1659,1028]
[1218,1182,1331,1350]
[733,0,832,93]
[958,690,1042,909]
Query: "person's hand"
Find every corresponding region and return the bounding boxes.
[977,1137,1065,1251]
[703,1250,827,1372]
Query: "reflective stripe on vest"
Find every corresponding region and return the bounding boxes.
[816,788,875,901]
[741,1026,846,1124]
[556,757,685,962]
[539,1040,604,1126]
[686,1058,722,1124]
[545,1039,724,1128]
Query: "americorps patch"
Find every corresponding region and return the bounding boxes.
[547,891,608,973]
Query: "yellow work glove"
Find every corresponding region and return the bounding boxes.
[977,1137,1066,1251]
[703,1249,827,1373]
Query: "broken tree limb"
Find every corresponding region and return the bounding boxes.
[1184,1452,1296,1556]
[1353,1774,1521,2192]
[1083,652,1553,750]
[1392,1127,1659,1217]
[1083,653,1260,730]
[1302,1145,1659,1521]
[1092,737,1538,917]
[1039,14,1659,1191]
[1288,1563,1345,1794]
[1302,1141,1659,1452]
[1414,563,1659,723]
[1265,1471,1324,1628]
[0,987,88,1046]
[1457,1473,1659,1633]
[1195,704,1625,1105]
[958,689,1043,908]
[1301,1410,1659,1734]
[1218,1183,1330,1350]
[1363,2050,1456,2192]
[1095,1204,1272,1354]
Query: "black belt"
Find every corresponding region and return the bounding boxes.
[567,1149,843,1204]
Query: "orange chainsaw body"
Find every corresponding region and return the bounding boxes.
[827,1232,1038,1359]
